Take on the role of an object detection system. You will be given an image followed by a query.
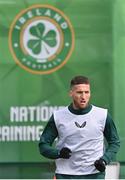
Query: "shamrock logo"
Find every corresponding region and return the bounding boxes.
[9,5,75,74]
[27,23,57,55]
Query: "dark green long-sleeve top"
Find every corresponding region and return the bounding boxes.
[39,104,120,165]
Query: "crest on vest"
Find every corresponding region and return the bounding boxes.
[75,121,86,128]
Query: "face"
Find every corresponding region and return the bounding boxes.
[69,84,91,109]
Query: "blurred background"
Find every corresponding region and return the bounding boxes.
[0,0,125,178]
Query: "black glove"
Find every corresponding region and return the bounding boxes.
[59,147,72,159]
[94,158,106,172]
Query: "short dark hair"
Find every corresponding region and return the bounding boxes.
[70,75,90,88]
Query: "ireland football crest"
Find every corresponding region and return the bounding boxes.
[9,5,75,74]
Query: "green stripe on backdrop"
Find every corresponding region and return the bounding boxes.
[113,0,125,162]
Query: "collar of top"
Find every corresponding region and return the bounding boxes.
[68,103,92,115]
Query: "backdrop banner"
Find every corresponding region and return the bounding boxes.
[0,0,122,163]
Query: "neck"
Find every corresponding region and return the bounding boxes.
[68,103,92,115]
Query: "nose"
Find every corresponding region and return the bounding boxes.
[81,92,85,98]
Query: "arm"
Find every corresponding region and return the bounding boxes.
[38,114,59,159]
[102,113,120,164]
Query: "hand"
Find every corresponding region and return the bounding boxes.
[94,158,106,172]
[59,147,72,159]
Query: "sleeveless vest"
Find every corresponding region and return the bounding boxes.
[54,105,107,175]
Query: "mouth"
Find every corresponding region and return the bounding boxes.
[80,100,86,104]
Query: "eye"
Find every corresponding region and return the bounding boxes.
[77,91,83,94]
[85,91,89,94]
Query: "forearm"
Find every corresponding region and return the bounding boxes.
[39,142,59,159]
[102,141,120,164]
[103,113,120,164]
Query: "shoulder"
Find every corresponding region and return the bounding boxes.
[54,106,68,115]
[91,105,108,122]
[92,104,108,113]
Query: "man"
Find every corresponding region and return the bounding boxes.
[39,75,120,179]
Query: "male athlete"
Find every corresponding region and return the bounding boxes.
[39,75,120,179]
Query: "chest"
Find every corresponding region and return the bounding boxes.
[57,113,105,140]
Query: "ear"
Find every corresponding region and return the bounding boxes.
[69,89,73,97]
